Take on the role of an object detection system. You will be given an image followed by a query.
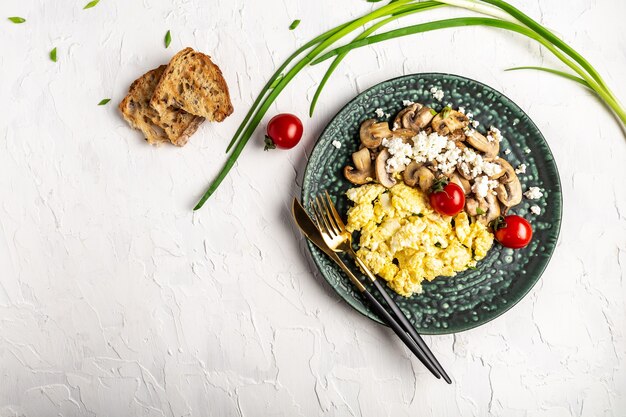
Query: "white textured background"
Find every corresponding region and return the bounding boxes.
[1,0,625,416]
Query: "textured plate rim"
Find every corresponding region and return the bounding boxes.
[301,72,563,335]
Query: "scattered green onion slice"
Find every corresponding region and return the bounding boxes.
[83,0,100,9]
[8,17,26,23]
[98,98,111,106]
[289,19,301,30]
[50,47,57,62]
[164,30,171,48]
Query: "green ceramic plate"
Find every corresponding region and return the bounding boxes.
[302,73,562,334]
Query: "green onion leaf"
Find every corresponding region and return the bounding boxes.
[164,30,171,48]
[289,19,301,30]
[505,66,589,88]
[367,0,384,2]
[98,98,111,106]
[441,105,452,119]
[476,207,485,215]
[269,74,284,89]
[50,47,57,62]
[8,17,26,23]
[467,265,477,270]
[83,0,100,10]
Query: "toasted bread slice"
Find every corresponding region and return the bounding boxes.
[150,48,234,122]
[119,65,204,146]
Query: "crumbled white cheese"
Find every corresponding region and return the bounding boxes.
[411,131,448,163]
[331,140,342,149]
[466,112,474,119]
[471,120,480,128]
[375,108,385,118]
[472,175,490,198]
[402,100,414,106]
[430,86,444,102]
[515,163,527,174]
[457,146,502,179]
[524,148,531,154]
[458,107,466,114]
[530,205,541,215]
[504,149,511,155]
[487,126,503,143]
[382,137,413,173]
[392,122,400,131]
[524,187,543,200]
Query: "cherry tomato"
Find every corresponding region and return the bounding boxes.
[264,113,303,150]
[493,215,533,249]
[429,181,465,216]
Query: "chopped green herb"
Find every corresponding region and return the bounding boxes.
[467,265,477,270]
[434,242,442,248]
[164,30,171,48]
[98,98,111,106]
[8,17,26,24]
[413,213,424,218]
[476,207,485,215]
[367,0,384,2]
[429,108,438,116]
[441,105,452,119]
[289,19,301,30]
[83,0,100,10]
[50,47,57,62]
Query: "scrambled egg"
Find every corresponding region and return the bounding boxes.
[346,183,494,297]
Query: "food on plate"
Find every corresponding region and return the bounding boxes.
[342,100,539,296]
[119,48,233,146]
[151,48,233,122]
[345,183,493,297]
[492,215,533,249]
[119,65,204,146]
[264,113,304,150]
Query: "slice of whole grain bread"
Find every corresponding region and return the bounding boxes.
[150,48,234,122]
[119,65,204,146]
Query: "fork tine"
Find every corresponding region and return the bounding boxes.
[315,195,336,238]
[317,194,340,237]
[324,190,346,231]
[311,199,330,237]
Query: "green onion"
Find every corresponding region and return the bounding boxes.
[476,207,485,215]
[164,30,171,48]
[289,19,301,30]
[8,17,26,24]
[83,0,100,9]
[50,47,57,62]
[198,0,414,209]
[98,98,111,105]
[505,66,590,88]
[193,0,624,210]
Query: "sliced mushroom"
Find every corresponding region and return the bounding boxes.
[476,192,501,225]
[492,159,522,208]
[495,182,522,209]
[392,128,417,144]
[343,148,375,185]
[394,103,436,132]
[465,129,499,158]
[360,119,392,148]
[465,197,488,217]
[402,161,423,187]
[375,149,396,188]
[450,171,471,194]
[448,129,466,142]
[431,109,469,136]
[416,166,435,192]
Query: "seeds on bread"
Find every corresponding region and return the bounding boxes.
[119,65,204,146]
[150,47,234,122]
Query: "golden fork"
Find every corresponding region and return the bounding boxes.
[311,190,451,384]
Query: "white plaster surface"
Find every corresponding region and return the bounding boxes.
[1,0,625,415]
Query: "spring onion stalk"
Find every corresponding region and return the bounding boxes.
[310,2,443,116]
[195,0,415,209]
[505,67,590,88]
[310,17,626,126]
[194,0,625,210]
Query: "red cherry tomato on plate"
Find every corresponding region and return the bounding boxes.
[493,215,533,249]
[429,180,465,216]
[264,113,303,150]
